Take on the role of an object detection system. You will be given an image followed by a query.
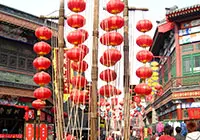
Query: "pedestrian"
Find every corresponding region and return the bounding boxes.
[174,126,185,140]
[186,121,200,140]
[159,125,175,140]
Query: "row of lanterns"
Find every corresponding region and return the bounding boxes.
[32,26,53,113]
[98,0,124,99]
[65,0,89,105]
[134,19,153,97]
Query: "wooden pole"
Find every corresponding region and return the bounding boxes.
[90,0,99,139]
[123,0,131,140]
[56,0,65,139]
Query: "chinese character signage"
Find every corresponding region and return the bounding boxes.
[25,123,34,140]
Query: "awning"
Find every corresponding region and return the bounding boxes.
[158,22,174,33]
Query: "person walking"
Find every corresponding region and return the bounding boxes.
[159,125,175,140]
[174,126,185,140]
[186,121,200,140]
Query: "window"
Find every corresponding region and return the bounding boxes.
[193,54,200,72]
[196,43,200,50]
[171,50,176,78]
[182,45,194,53]
[182,56,192,74]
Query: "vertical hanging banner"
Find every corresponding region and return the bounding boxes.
[40,124,48,140]
[63,48,71,95]
[25,123,34,140]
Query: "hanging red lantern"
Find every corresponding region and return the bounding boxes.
[35,26,53,41]
[136,66,153,79]
[67,14,86,28]
[71,61,88,72]
[70,75,87,89]
[136,34,153,48]
[98,85,117,97]
[116,89,122,95]
[100,16,124,31]
[136,50,153,63]
[134,83,152,95]
[136,19,153,33]
[155,83,163,91]
[66,47,85,62]
[105,102,110,106]
[106,0,125,14]
[100,55,116,67]
[33,87,52,100]
[100,69,117,82]
[103,48,122,63]
[70,89,89,104]
[32,99,46,110]
[100,32,123,46]
[146,94,153,102]
[111,98,118,106]
[119,100,123,106]
[67,29,88,45]
[33,56,51,70]
[67,0,86,13]
[66,134,76,140]
[133,96,141,104]
[106,107,110,111]
[98,98,106,106]
[33,41,51,55]
[78,44,89,55]
[33,71,51,86]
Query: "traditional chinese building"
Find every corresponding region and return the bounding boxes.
[0,4,58,139]
[144,4,200,134]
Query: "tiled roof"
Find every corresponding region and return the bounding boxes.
[166,4,200,21]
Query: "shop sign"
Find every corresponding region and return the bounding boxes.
[63,49,71,95]
[173,90,200,99]
[25,123,34,140]
[179,32,200,45]
[181,19,200,29]
[179,26,200,36]
[187,108,200,119]
[0,134,23,138]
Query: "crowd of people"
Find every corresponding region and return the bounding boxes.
[150,121,200,140]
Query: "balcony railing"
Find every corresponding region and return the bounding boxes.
[163,75,200,91]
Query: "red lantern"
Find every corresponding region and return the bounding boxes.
[146,94,153,102]
[78,44,89,55]
[32,99,46,110]
[103,48,122,64]
[105,102,110,106]
[136,50,153,63]
[67,0,86,13]
[66,134,76,140]
[133,96,141,103]
[35,26,52,41]
[33,87,52,100]
[67,29,88,45]
[100,32,123,46]
[33,41,51,55]
[155,84,163,91]
[33,71,51,86]
[67,14,86,28]
[106,136,114,140]
[119,100,123,106]
[66,47,85,62]
[106,107,110,111]
[70,89,89,104]
[136,19,153,32]
[136,66,153,79]
[100,16,124,31]
[98,98,106,106]
[111,98,118,106]
[100,56,116,67]
[33,56,51,70]
[134,83,152,95]
[106,0,125,14]
[71,61,88,72]
[98,85,117,97]
[99,69,117,82]
[70,75,87,89]
[116,89,122,95]
[136,34,153,48]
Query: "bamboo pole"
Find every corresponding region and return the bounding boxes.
[56,0,65,139]
[123,0,131,139]
[90,0,99,139]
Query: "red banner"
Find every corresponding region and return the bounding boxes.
[25,123,34,140]
[188,108,200,119]
[64,49,71,94]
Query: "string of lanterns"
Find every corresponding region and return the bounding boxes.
[134,19,153,98]
[66,0,89,105]
[32,26,53,115]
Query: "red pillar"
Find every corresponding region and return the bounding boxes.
[174,24,182,85]
[177,104,182,120]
